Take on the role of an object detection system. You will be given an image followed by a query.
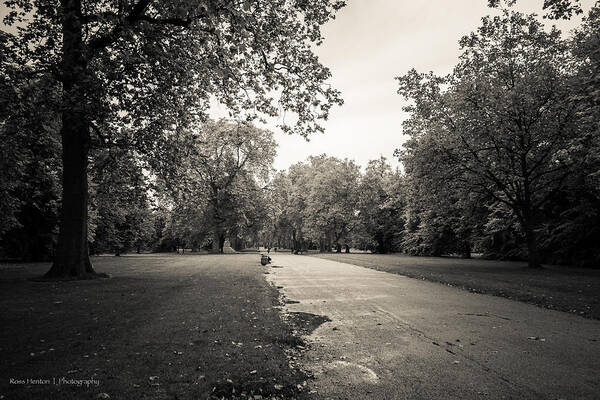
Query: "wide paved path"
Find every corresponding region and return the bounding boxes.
[267,255,600,400]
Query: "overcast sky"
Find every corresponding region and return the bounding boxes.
[263,0,595,170]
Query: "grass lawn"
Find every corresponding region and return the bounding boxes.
[0,254,313,400]
[311,253,600,320]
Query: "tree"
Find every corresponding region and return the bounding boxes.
[536,4,600,267]
[264,170,300,251]
[487,0,583,19]
[88,148,153,255]
[195,120,275,253]
[354,157,405,254]
[302,156,360,252]
[3,0,344,278]
[269,156,361,253]
[280,162,311,252]
[157,119,276,253]
[0,36,62,261]
[397,10,584,267]
[399,136,486,258]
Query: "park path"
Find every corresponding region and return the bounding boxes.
[267,254,600,400]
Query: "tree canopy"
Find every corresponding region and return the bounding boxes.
[1,0,599,269]
[1,0,345,277]
[397,5,600,267]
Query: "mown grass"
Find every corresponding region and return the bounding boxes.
[0,254,311,399]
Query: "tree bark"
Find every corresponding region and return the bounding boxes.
[292,230,297,254]
[219,235,225,253]
[212,230,221,253]
[376,239,384,254]
[45,0,101,279]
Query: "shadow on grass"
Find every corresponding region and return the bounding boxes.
[0,254,317,400]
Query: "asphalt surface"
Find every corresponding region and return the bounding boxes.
[267,254,600,400]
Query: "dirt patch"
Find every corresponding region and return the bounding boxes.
[312,253,600,320]
[284,312,331,337]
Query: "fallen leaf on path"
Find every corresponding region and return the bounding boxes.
[527,336,546,341]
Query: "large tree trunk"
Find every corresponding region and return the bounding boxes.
[45,0,101,279]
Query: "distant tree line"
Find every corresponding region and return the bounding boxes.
[263,4,600,267]
[1,2,598,268]
[260,156,404,254]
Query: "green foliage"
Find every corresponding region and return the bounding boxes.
[396,5,600,266]
[265,155,405,254]
[0,41,62,260]
[301,156,361,251]
[353,157,404,253]
[487,0,583,19]
[153,119,276,252]
[88,148,154,255]
[3,0,345,149]
[2,0,344,272]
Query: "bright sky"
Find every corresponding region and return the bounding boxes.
[262,0,595,170]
